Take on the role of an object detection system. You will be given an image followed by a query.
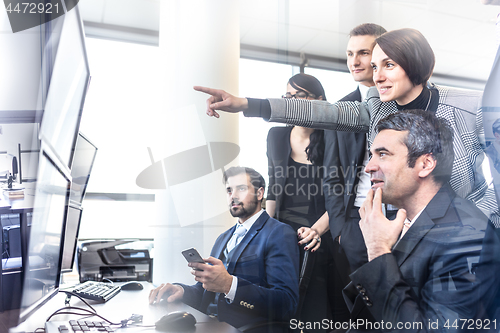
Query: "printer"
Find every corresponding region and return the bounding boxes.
[77,239,153,282]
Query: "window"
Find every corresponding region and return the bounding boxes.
[79,39,357,238]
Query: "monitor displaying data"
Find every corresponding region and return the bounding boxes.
[19,148,71,323]
[69,133,97,205]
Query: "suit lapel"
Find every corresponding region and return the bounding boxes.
[392,211,435,267]
[225,212,268,274]
[392,185,454,266]
[347,87,363,169]
[215,225,236,259]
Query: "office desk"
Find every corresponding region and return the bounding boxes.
[10,282,241,333]
[0,182,36,213]
[0,183,35,314]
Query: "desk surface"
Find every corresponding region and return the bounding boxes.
[0,182,36,213]
[7,282,241,333]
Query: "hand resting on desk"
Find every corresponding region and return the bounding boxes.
[149,283,184,304]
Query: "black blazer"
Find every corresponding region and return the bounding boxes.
[266,126,324,223]
[342,185,500,332]
[323,87,366,239]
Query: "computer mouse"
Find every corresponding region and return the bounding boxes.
[155,311,196,331]
[120,281,144,291]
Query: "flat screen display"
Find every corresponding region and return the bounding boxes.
[60,204,82,272]
[69,133,97,205]
[19,149,70,322]
[39,6,90,167]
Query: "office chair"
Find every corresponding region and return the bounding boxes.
[239,249,314,333]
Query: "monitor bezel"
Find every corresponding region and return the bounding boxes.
[17,146,71,324]
[69,132,98,205]
[65,6,91,169]
[60,203,83,273]
[38,4,91,168]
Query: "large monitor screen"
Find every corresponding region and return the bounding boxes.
[39,5,90,167]
[60,204,83,273]
[69,133,97,205]
[19,148,71,323]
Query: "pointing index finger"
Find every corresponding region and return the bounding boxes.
[194,86,217,96]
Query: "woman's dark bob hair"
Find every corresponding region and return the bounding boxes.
[376,28,435,86]
[288,73,327,101]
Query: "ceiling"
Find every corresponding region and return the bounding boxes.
[79,0,500,89]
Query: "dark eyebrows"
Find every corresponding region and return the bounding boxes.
[228,184,248,190]
[371,57,391,66]
[371,147,390,155]
[347,48,371,54]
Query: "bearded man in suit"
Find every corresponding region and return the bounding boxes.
[149,166,299,332]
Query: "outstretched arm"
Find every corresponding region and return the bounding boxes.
[194,86,375,132]
[193,86,248,118]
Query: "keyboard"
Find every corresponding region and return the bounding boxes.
[70,281,121,303]
[45,320,115,333]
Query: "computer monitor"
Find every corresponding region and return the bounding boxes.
[38,4,90,168]
[60,203,83,273]
[18,147,71,324]
[69,133,97,205]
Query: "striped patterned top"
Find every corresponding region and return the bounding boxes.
[266,84,499,227]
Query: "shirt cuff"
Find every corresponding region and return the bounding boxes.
[224,276,238,302]
[244,98,271,120]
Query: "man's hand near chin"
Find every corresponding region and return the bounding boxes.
[189,256,233,294]
[359,188,406,261]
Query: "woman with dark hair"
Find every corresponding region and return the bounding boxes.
[266,73,344,331]
[195,28,499,267]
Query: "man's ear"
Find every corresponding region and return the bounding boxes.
[417,153,436,178]
[257,187,264,201]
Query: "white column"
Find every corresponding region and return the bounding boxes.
[150,0,240,284]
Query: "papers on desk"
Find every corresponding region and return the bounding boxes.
[3,188,24,199]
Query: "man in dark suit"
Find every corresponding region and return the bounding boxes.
[342,110,500,332]
[323,23,386,272]
[149,166,299,331]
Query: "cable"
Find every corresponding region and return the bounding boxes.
[46,307,97,322]
[127,323,156,328]
[46,307,121,326]
[101,278,114,285]
[48,292,146,329]
[60,291,97,313]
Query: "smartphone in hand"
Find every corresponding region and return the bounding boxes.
[182,248,205,271]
